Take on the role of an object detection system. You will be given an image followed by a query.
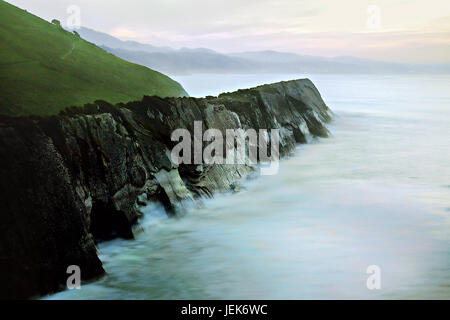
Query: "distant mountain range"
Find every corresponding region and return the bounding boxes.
[77,27,450,76]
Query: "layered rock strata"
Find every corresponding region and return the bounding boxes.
[0,79,332,298]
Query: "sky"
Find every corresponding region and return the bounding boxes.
[7,0,450,63]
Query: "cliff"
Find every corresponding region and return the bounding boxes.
[0,79,332,299]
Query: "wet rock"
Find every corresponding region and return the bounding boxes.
[0,78,332,298]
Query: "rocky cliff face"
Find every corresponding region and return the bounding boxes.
[0,79,332,299]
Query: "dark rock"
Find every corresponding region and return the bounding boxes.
[0,79,332,299]
[0,118,103,299]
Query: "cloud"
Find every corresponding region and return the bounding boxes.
[110,28,148,40]
[6,0,450,63]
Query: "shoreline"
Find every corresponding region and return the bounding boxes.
[0,79,332,299]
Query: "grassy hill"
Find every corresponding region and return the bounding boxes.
[0,1,188,116]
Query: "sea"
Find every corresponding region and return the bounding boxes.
[49,74,450,299]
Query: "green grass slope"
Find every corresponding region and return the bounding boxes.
[0,1,188,116]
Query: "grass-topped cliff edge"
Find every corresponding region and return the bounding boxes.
[0,1,188,116]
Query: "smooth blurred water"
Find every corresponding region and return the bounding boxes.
[50,74,450,299]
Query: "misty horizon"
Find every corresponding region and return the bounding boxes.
[7,0,450,64]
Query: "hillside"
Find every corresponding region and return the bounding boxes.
[0,1,187,116]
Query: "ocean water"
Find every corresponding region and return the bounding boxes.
[49,74,450,299]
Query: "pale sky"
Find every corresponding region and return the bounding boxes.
[8,0,450,63]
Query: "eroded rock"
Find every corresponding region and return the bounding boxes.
[0,79,332,298]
